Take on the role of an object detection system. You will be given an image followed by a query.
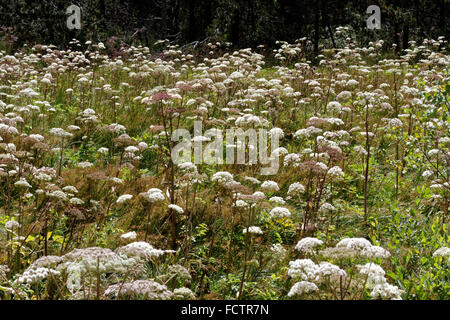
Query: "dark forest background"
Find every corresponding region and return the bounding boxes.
[0,0,448,52]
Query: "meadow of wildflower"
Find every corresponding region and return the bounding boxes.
[0,29,448,301]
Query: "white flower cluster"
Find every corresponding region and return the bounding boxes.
[370,283,404,300]
[243,226,263,235]
[327,166,344,180]
[295,237,324,254]
[77,161,93,168]
[314,262,347,284]
[5,219,20,230]
[269,127,284,139]
[288,238,402,299]
[432,247,450,263]
[15,267,60,285]
[294,126,322,138]
[320,238,391,260]
[168,204,184,214]
[422,170,434,179]
[58,247,136,293]
[327,100,343,111]
[178,161,198,174]
[288,281,319,297]
[211,171,237,188]
[104,123,126,133]
[49,127,73,138]
[125,146,139,153]
[360,245,392,259]
[318,203,336,214]
[336,237,372,250]
[120,231,137,240]
[270,244,287,259]
[357,263,387,288]
[252,191,265,201]
[47,190,68,201]
[386,117,403,129]
[167,264,192,281]
[269,196,285,205]
[288,258,347,285]
[353,145,368,156]
[141,188,165,203]
[173,287,195,299]
[115,241,167,260]
[0,265,10,280]
[69,197,84,205]
[235,114,266,127]
[287,182,305,195]
[272,147,288,156]
[104,280,173,299]
[14,178,32,188]
[432,246,450,258]
[288,259,319,281]
[29,255,63,269]
[212,171,234,184]
[61,247,135,271]
[260,180,279,193]
[63,186,78,194]
[98,147,109,155]
[116,194,133,203]
[284,153,301,166]
[244,176,260,185]
[234,199,250,208]
[334,238,391,259]
[269,207,291,219]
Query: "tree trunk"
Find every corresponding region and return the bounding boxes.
[402,24,409,50]
[313,1,320,55]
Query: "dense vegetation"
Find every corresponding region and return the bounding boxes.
[0,0,448,52]
[0,3,448,300]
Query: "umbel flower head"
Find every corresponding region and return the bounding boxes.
[168,204,184,214]
[433,246,450,258]
[0,265,9,281]
[14,178,32,188]
[320,237,390,259]
[212,171,235,186]
[433,247,450,263]
[140,188,165,203]
[313,262,347,284]
[120,231,137,240]
[260,180,279,193]
[295,237,323,254]
[116,194,133,203]
[57,247,137,293]
[173,287,194,299]
[49,127,73,138]
[28,255,63,269]
[243,226,263,235]
[167,264,192,281]
[104,279,173,299]
[318,203,336,214]
[15,267,60,285]
[288,259,318,281]
[370,283,404,300]
[269,207,291,219]
[288,281,318,297]
[357,263,387,288]
[115,241,168,260]
[5,219,20,230]
[287,182,305,195]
